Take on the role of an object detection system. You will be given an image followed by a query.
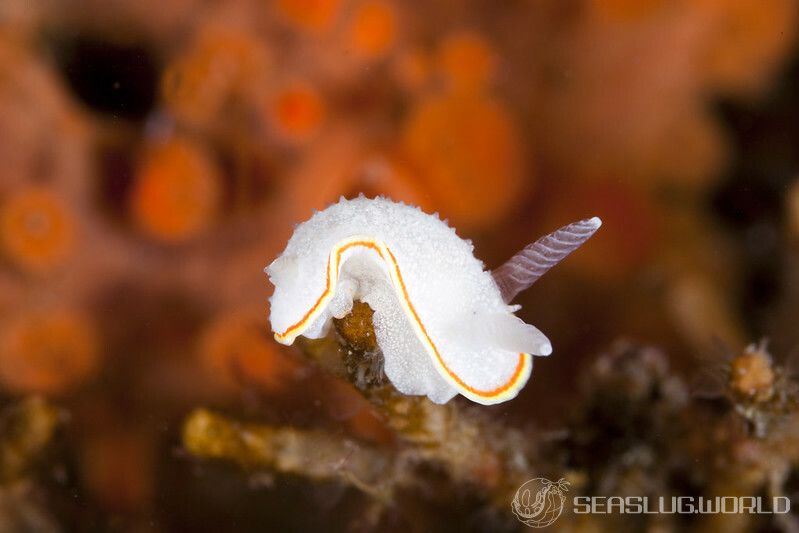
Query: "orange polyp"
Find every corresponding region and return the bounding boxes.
[270,82,326,142]
[277,0,342,32]
[200,311,301,394]
[437,31,496,93]
[129,138,220,242]
[393,47,432,92]
[402,95,526,231]
[696,0,797,96]
[348,0,397,58]
[0,186,75,272]
[162,27,271,127]
[161,56,218,126]
[0,310,99,396]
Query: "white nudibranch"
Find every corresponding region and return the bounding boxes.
[266,197,601,405]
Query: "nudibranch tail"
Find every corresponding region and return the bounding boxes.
[463,312,552,356]
[492,217,602,303]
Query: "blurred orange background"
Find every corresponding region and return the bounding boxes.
[2,0,799,530]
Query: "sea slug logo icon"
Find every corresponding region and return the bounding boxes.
[512,477,570,528]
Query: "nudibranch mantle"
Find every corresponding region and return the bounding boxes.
[267,197,554,405]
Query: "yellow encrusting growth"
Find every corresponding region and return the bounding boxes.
[334,301,378,352]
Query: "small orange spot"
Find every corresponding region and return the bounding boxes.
[402,96,526,231]
[347,0,397,58]
[437,31,496,93]
[200,311,302,394]
[392,47,432,92]
[730,346,775,402]
[0,310,99,395]
[277,0,342,32]
[270,82,326,142]
[0,186,75,272]
[345,403,394,445]
[129,138,221,242]
[697,0,797,95]
[162,27,271,126]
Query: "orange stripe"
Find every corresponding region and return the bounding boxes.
[276,241,379,339]
[384,247,527,398]
[275,239,527,399]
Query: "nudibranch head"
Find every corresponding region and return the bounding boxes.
[266,197,588,405]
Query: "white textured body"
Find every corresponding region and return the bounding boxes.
[267,197,551,404]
